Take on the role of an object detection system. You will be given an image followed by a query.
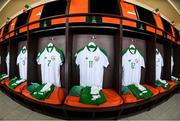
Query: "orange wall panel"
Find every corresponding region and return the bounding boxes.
[19,26,27,33]
[29,23,40,30]
[153,14,164,30]
[69,0,88,23]
[120,2,137,20]
[156,29,163,36]
[122,20,136,27]
[29,5,44,23]
[51,18,66,25]
[69,0,88,14]
[146,25,155,33]
[102,17,120,24]
[9,17,17,32]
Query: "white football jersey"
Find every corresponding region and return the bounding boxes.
[17,46,27,80]
[36,44,64,87]
[6,52,10,76]
[171,56,174,74]
[155,49,163,80]
[75,46,109,88]
[122,45,145,86]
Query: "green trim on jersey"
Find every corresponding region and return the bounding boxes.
[31,84,55,100]
[99,47,108,57]
[36,48,45,61]
[122,48,128,56]
[155,80,170,89]
[79,86,106,105]
[74,47,85,62]
[26,83,40,92]
[137,48,144,57]
[55,47,65,65]
[87,45,97,52]
[128,84,153,99]
[122,47,144,57]
[69,86,84,96]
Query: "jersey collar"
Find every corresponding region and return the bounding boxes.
[46,44,55,53]
[128,47,136,55]
[156,49,160,55]
[21,46,27,54]
[87,45,97,52]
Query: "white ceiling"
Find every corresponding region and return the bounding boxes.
[0,0,180,31]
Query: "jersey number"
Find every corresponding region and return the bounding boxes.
[48,60,51,66]
[89,61,93,68]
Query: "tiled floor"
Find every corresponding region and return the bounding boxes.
[0,91,179,120]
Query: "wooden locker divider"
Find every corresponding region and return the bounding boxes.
[163,41,172,80]
[172,44,180,77]
[146,36,156,86]
[0,42,9,74]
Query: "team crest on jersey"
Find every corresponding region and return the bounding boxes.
[44,57,47,59]
[94,56,100,61]
[85,57,88,60]
[51,56,55,61]
[128,59,131,62]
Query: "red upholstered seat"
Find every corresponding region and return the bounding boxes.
[122,84,159,103]
[22,87,65,105]
[64,89,123,108]
[156,80,177,93]
[4,80,27,93]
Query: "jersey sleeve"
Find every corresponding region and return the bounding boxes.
[36,48,45,65]
[99,48,109,68]
[56,47,65,65]
[160,54,164,67]
[75,52,81,66]
[75,47,85,66]
[140,54,145,68]
[101,52,109,68]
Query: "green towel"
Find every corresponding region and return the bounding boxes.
[128,84,153,100]
[122,85,131,94]
[79,86,106,105]
[0,74,8,81]
[31,84,55,100]
[155,80,170,89]
[26,83,40,92]
[69,86,84,96]
[171,76,180,85]
[9,78,26,89]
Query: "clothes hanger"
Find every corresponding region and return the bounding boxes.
[129,43,136,54]
[48,42,54,47]
[88,36,97,48]
[156,48,159,54]
[129,44,136,49]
